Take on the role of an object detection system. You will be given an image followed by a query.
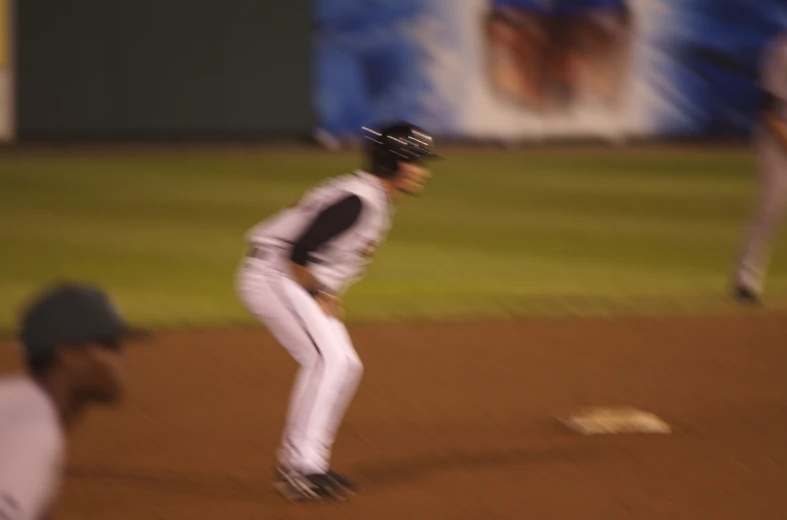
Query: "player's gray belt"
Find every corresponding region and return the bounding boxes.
[247,243,293,261]
[247,246,268,260]
[247,243,327,266]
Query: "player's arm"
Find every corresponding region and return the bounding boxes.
[289,194,363,300]
[760,36,787,148]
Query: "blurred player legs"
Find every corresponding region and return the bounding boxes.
[237,262,363,474]
[733,130,787,299]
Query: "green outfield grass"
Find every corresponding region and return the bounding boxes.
[0,146,785,333]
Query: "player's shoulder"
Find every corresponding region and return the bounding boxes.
[316,171,387,207]
[303,172,357,199]
[0,377,63,450]
[0,376,43,407]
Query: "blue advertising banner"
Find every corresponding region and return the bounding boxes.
[314,0,787,143]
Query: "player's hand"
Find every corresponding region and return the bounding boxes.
[315,292,343,320]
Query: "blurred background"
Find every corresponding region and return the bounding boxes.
[1,0,787,331]
[5,0,786,143]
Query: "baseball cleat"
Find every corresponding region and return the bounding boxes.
[732,285,761,306]
[273,467,348,502]
[326,470,358,495]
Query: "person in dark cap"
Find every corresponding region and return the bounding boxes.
[0,282,147,520]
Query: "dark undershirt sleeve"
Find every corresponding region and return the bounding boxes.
[761,90,783,112]
[290,194,363,266]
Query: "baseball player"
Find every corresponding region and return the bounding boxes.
[0,282,147,520]
[236,122,439,502]
[732,31,787,304]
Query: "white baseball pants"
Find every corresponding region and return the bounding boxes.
[236,258,363,474]
[734,132,787,294]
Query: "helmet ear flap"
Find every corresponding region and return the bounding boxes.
[363,122,439,178]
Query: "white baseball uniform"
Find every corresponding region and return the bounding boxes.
[734,32,787,295]
[0,376,64,520]
[236,170,392,474]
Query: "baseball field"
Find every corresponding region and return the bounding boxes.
[1,145,786,519]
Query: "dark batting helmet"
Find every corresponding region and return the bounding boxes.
[363,122,441,178]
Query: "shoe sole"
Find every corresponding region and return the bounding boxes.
[273,474,347,503]
[330,480,357,496]
[325,470,358,496]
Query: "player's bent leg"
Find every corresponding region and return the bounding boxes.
[271,277,362,475]
[237,262,366,496]
[236,263,326,468]
[318,318,363,494]
[295,337,362,474]
[237,263,323,365]
[733,147,787,298]
[277,349,322,470]
[237,263,337,467]
[322,318,363,448]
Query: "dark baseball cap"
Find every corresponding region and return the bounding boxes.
[18,282,149,362]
